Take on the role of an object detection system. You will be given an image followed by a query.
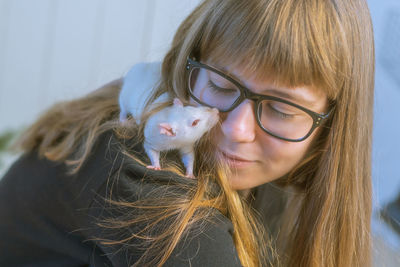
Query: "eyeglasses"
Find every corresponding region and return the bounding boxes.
[186,58,332,142]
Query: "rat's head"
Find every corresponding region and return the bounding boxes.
[172,98,219,142]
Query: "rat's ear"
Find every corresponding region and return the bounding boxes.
[159,122,176,136]
[173,98,184,107]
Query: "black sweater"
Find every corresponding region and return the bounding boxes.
[0,132,242,267]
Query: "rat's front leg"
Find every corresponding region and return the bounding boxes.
[181,149,195,178]
[144,144,161,170]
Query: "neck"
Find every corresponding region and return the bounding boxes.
[238,189,251,199]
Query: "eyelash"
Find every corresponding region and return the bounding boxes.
[267,103,294,119]
[208,80,237,95]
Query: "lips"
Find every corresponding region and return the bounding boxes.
[218,149,256,168]
[220,151,251,161]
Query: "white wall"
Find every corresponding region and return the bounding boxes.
[0,0,201,132]
[367,0,400,253]
[368,0,400,207]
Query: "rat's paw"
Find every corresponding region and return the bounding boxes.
[147,165,161,171]
[185,173,196,179]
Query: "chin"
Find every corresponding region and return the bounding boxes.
[229,175,265,190]
[228,171,282,190]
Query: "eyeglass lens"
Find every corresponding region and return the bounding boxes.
[188,67,314,140]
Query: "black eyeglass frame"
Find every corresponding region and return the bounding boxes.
[186,57,333,142]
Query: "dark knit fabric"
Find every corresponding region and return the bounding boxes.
[0,132,241,267]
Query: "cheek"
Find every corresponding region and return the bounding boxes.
[257,133,313,168]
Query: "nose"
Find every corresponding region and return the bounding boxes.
[221,100,256,143]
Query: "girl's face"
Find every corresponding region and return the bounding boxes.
[190,60,329,190]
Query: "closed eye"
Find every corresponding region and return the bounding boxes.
[208,80,237,95]
[268,104,294,119]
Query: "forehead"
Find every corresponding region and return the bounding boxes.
[205,59,328,112]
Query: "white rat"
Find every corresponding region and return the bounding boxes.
[143,98,219,178]
[119,62,163,124]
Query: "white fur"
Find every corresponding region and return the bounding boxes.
[143,99,219,178]
[119,61,163,124]
[118,63,219,178]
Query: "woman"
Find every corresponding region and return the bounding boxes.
[0,0,374,266]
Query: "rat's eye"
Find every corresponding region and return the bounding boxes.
[192,119,200,126]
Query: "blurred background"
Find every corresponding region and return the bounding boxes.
[0,0,399,265]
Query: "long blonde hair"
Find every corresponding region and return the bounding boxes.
[14,0,374,266]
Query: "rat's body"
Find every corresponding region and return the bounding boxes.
[143,98,219,178]
[119,62,163,124]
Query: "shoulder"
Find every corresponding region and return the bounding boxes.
[85,133,242,266]
[89,185,241,267]
[0,130,129,265]
[0,130,127,225]
[164,209,242,267]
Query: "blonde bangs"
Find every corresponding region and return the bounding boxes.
[196,0,352,101]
